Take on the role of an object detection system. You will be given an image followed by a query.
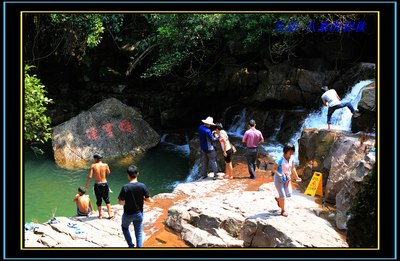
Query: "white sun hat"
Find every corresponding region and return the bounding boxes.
[201,116,215,126]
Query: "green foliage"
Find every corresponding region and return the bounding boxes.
[49,14,124,60]
[137,14,226,78]
[24,65,53,144]
[133,13,321,78]
[25,13,365,79]
[346,165,377,247]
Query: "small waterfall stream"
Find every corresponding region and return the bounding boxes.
[286,79,374,161]
[185,80,373,181]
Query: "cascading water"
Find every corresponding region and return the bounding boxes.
[160,133,190,157]
[184,108,247,182]
[226,108,247,138]
[286,79,374,161]
[186,158,201,183]
[183,80,374,182]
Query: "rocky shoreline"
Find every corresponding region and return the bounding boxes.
[24,160,347,248]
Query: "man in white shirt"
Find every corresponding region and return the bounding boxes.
[321,86,358,130]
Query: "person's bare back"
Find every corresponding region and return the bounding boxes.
[74,194,91,213]
[84,155,111,189]
[91,162,110,183]
[73,186,93,216]
[84,154,113,219]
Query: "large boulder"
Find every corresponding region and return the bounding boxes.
[298,128,376,230]
[351,82,376,133]
[52,98,160,169]
[165,180,347,247]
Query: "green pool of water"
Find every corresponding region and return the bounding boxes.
[24,143,190,223]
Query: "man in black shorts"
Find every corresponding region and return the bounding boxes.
[84,154,113,219]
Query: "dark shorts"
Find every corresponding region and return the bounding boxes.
[77,206,91,216]
[94,182,110,206]
[224,149,233,163]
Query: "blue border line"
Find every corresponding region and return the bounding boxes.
[394,2,398,260]
[4,1,397,260]
[1,1,398,4]
[2,256,396,261]
[3,2,6,260]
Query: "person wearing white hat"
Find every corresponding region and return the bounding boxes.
[198,116,219,178]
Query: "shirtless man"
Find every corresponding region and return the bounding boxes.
[84,154,113,219]
[73,186,94,216]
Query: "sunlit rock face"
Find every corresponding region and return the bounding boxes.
[52,97,159,169]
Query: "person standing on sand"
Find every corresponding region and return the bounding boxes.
[271,143,302,217]
[213,123,234,179]
[84,153,113,219]
[198,116,219,178]
[242,119,264,179]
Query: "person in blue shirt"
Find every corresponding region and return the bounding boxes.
[198,116,219,178]
[271,143,302,217]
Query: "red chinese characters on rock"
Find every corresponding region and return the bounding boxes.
[86,119,133,141]
[101,123,114,137]
[86,127,99,141]
[118,119,132,132]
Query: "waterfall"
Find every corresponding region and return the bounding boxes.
[297,80,372,133]
[184,79,373,180]
[226,108,247,138]
[286,79,374,162]
[159,133,190,157]
[185,158,201,182]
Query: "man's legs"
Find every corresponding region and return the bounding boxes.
[106,204,112,218]
[94,184,103,219]
[132,211,144,248]
[327,102,356,130]
[327,106,337,130]
[121,213,135,248]
[342,101,355,113]
[200,151,209,178]
[102,186,113,218]
[246,148,257,179]
[207,150,218,175]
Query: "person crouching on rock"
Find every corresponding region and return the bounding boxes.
[271,143,302,217]
[73,186,94,216]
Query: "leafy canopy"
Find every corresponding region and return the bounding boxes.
[24,65,53,144]
[132,13,317,79]
[48,14,124,60]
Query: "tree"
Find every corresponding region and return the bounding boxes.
[24,65,53,144]
[24,14,124,65]
[127,13,319,79]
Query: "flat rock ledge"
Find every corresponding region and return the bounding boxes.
[165,178,348,248]
[24,177,348,248]
[24,204,163,248]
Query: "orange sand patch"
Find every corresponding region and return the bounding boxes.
[142,156,346,247]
